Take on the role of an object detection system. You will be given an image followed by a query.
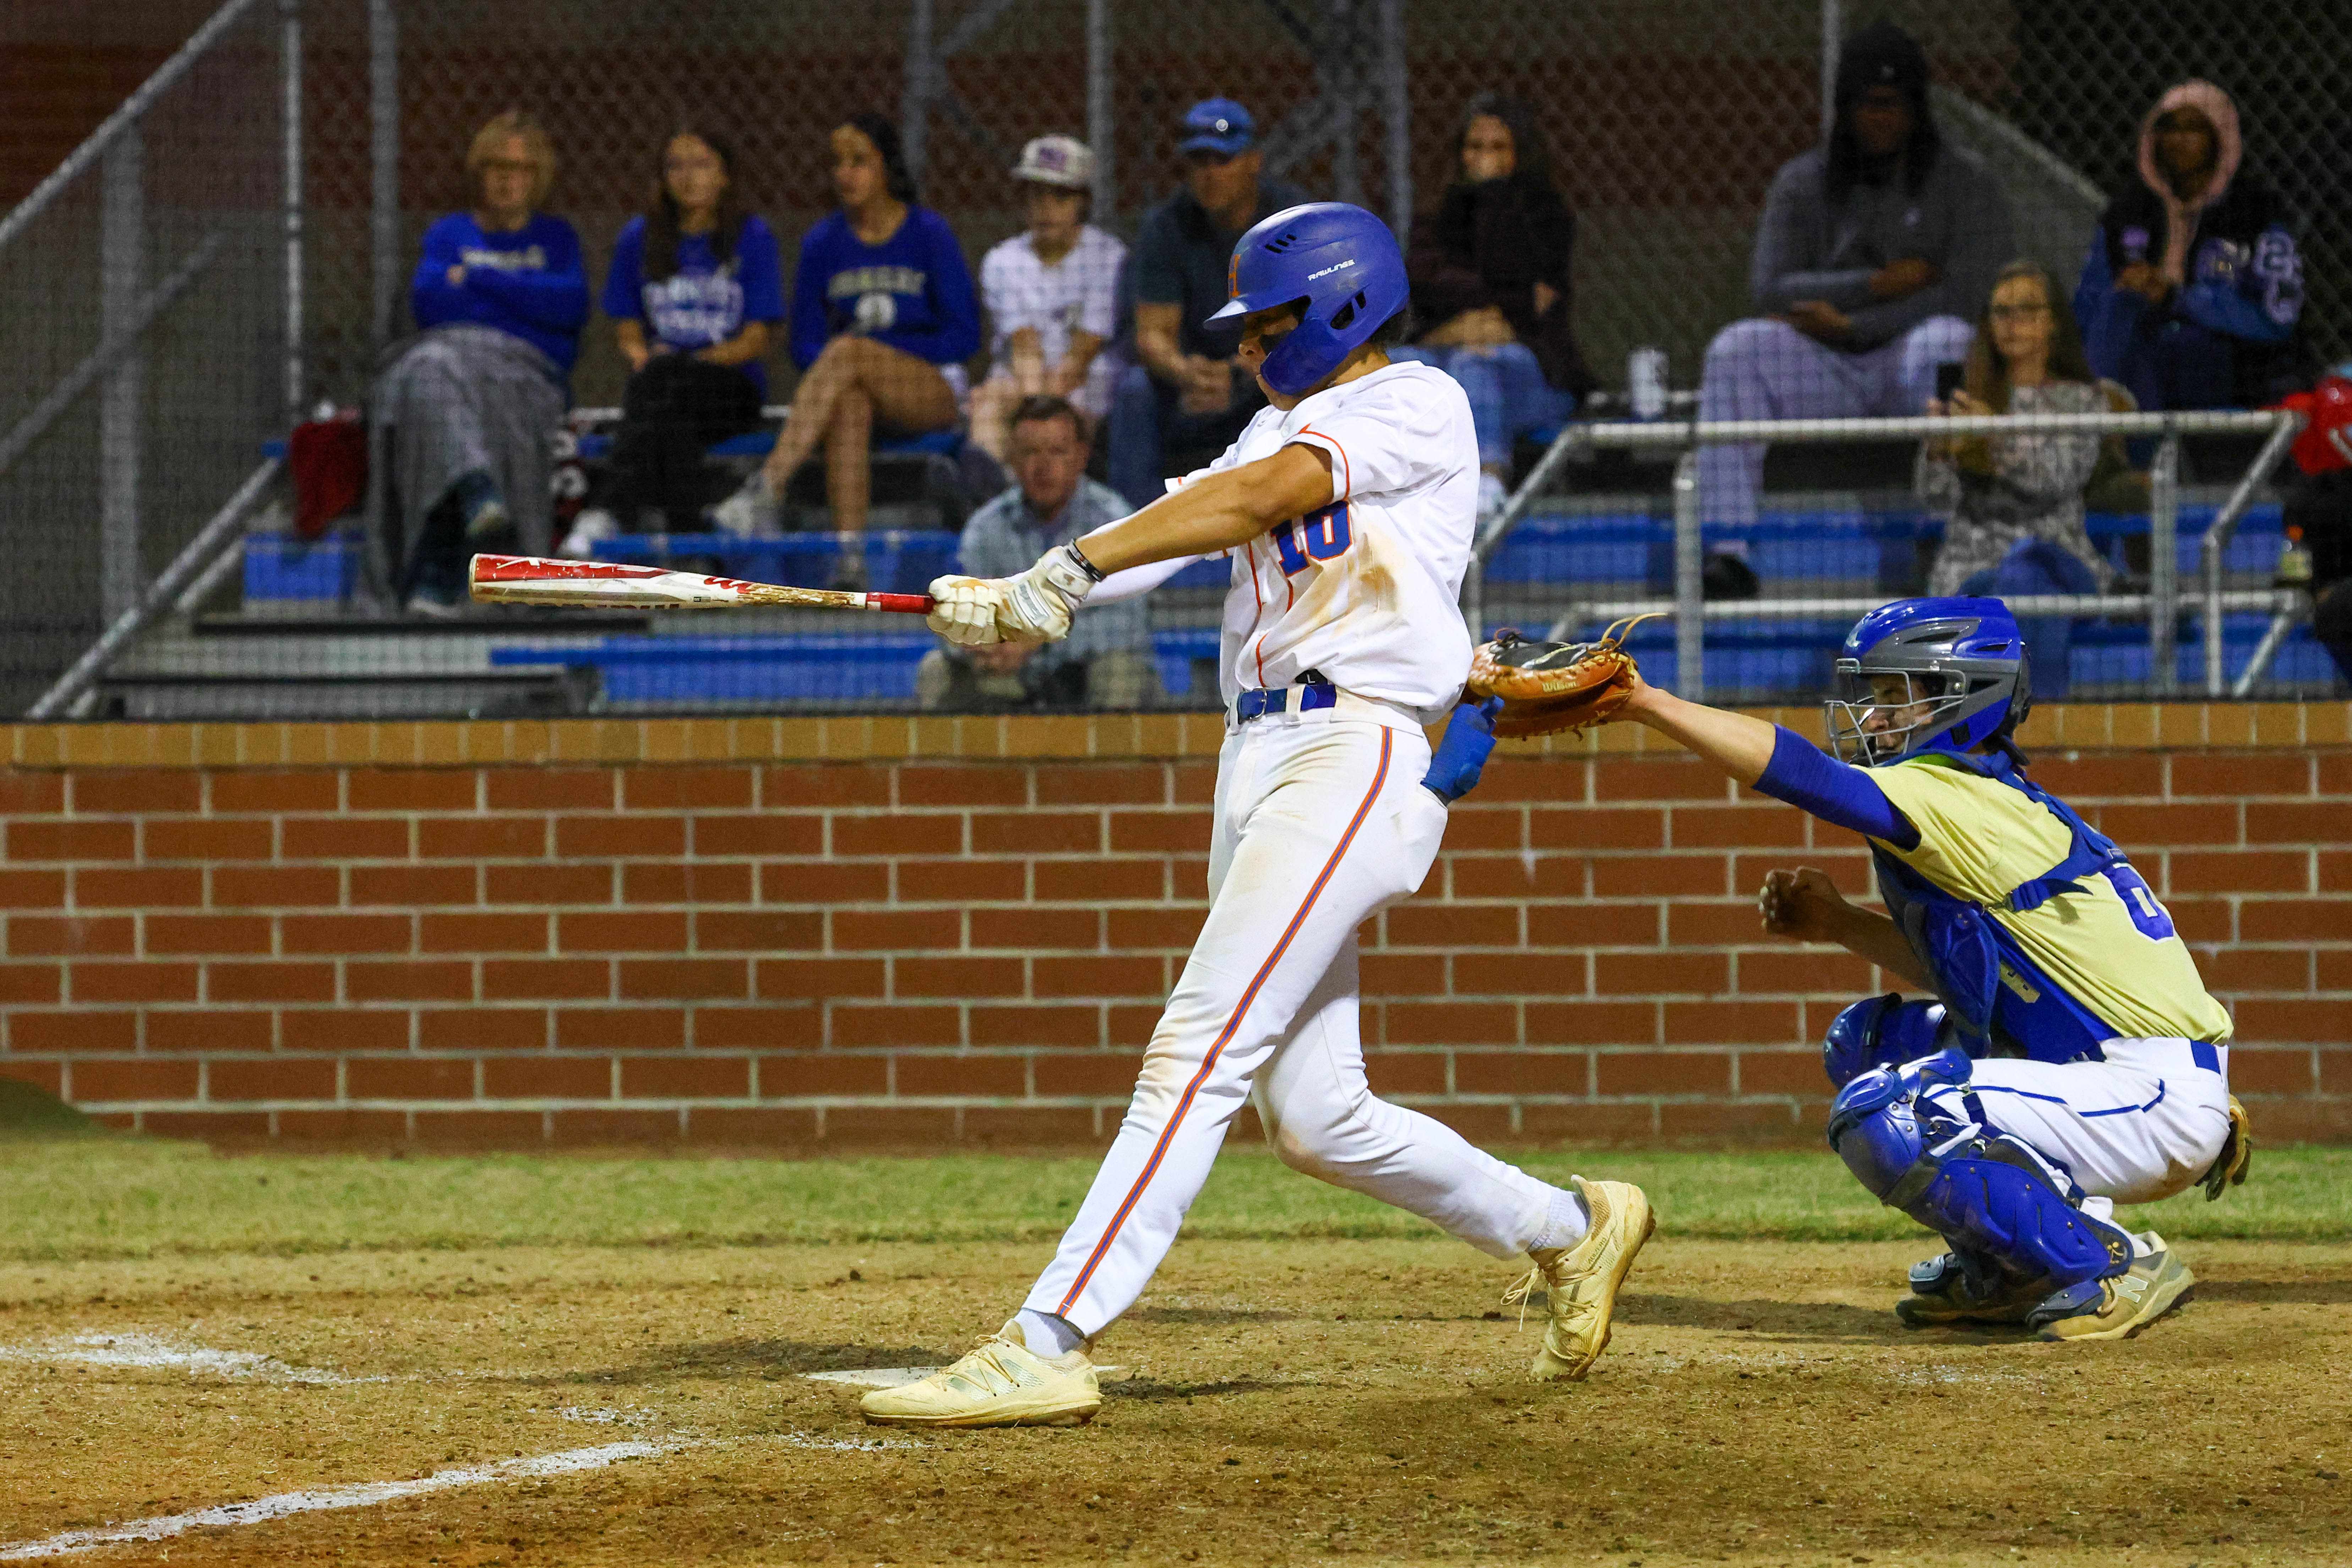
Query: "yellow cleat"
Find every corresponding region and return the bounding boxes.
[2029,1233,2196,1342]
[859,1320,1102,1428]
[1503,1177,1655,1382]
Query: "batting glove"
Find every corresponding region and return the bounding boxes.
[1422,697,1504,804]
[926,575,1011,646]
[996,543,1102,644]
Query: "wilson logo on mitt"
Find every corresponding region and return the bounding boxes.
[1465,614,1662,738]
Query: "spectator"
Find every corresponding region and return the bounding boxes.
[374,109,588,616]
[713,113,980,588]
[1396,92,1596,521]
[1697,21,2012,597]
[2075,80,2308,413]
[967,136,1124,467]
[564,128,784,554]
[918,395,1157,710]
[1918,260,2108,696]
[1108,98,1309,506]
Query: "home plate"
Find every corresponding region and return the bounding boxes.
[803,1365,1131,1388]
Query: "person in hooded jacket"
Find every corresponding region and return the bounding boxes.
[1394,94,1597,521]
[1697,22,2013,597]
[2074,80,2308,413]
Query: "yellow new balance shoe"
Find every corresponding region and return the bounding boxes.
[859,1320,1102,1428]
[2029,1233,2196,1342]
[1503,1176,1655,1382]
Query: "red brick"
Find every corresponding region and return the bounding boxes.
[687,1106,821,1142]
[553,1107,687,1145]
[9,821,136,862]
[70,769,201,814]
[2092,802,2240,848]
[144,914,272,956]
[689,814,824,857]
[2200,948,2312,993]
[895,956,1025,998]
[2324,852,2352,892]
[422,912,549,954]
[757,956,884,999]
[71,1059,198,1102]
[896,859,1025,905]
[1036,858,1164,901]
[758,763,893,807]
[346,1057,477,1100]
[1105,908,1202,950]
[1105,812,1207,854]
[1033,955,1164,998]
[1595,1049,1732,1095]
[207,961,335,1003]
[0,869,66,909]
[418,1009,547,1052]
[148,1010,274,1053]
[208,771,340,812]
[695,1005,818,1050]
[2322,1049,2352,1095]
[1452,1049,1586,1094]
[1593,854,1727,898]
[2242,801,2352,846]
[1361,952,1447,996]
[65,867,191,910]
[281,1009,412,1053]
[1170,762,1219,804]
[1107,1003,1164,1042]
[1666,901,1773,947]
[10,1009,135,1052]
[347,769,478,811]
[617,958,748,1000]
[759,861,889,905]
[620,765,756,809]
[2223,1047,2314,1091]
[971,908,1099,950]
[1449,953,1584,997]
[2167,850,2309,895]
[620,1056,748,1098]
[1734,949,1877,996]
[897,765,1032,806]
[485,768,615,810]
[281,816,409,860]
[1526,904,1661,949]
[482,1057,613,1099]
[695,910,823,952]
[1034,765,1166,806]
[9,915,133,956]
[142,819,272,861]
[1384,1001,1518,1045]
[1435,808,1522,852]
[347,960,473,1002]
[0,1061,62,1096]
[814,1105,959,1142]
[832,909,960,951]
[1524,1000,1657,1045]
[828,1004,961,1047]
[0,773,65,813]
[2173,753,2310,799]
[1593,952,1728,996]
[1517,1102,1662,1144]
[1663,999,1804,1045]
[1529,806,1663,851]
[1478,757,1590,801]
[481,958,608,1000]
[410,1110,548,1145]
[1737,1050,1835,1096]
[560,910,688,954]
[1729,851,1874,898]
[69,961,198,1003]
[1657,1102,1811,1144]
[1447,854,1587,900]
[970,1006,1104,1049]
[212,866,342,909]
[1669,804,1806,850]
[2030,755,2164,800]
[139,1110,271,1140]
[831,815,959,857]
[1595,757,1729,803]
[275,1109,410,1141]
[419,816,549,860]
[624,861,752,905]
[483,863,613,905]
[555,1008,687,1051]
[758,1053,889,1096]
[961,1106,1103,1143]
[1361,1049,1448,1096]
[2230,1002,2345,1045]
[207,1058,338,1102]
[894,1053,1025,1097]
[347,865,475,907]
[1385,904,1517,949]
[2238,898,2352,943]
[1410,1103,1517,1143]
[2324,753,2352,795]
[0,961,61,1003]
[280,914,411,956]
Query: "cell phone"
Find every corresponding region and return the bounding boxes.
[1934,361,1966,402]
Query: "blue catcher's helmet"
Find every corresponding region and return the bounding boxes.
[1206,202,1409,397]
[1823,596,2033,767]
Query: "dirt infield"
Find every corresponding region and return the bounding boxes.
[2,1236,2347,1566]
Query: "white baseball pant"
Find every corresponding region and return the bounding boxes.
[1024,703,1568,1337]
[1952,1037,2234,1218]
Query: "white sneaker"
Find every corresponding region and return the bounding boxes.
[558,508,620,559]
[709,474,781,539]
[1503,1175,1655,1381]
[859,1320,1101,1428]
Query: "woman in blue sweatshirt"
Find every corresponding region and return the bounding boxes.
[712,113,979,588]
[373,109,589,615]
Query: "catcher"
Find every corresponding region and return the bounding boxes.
[1497,595,2248,1340]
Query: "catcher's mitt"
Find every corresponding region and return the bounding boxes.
[1465,614,1662,739]
[2200,1094,2253,1201]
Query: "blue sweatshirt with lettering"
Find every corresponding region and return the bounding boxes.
[787,206,980,371]
[410,211,591,374]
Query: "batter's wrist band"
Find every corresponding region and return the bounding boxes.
[1063,541,1105,582]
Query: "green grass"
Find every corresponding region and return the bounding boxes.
[0,1140,2345,1262]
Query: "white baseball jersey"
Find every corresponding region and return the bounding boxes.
[1189,359,1480,722]
[977,225,1125,417]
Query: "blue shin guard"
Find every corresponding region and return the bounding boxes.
[1826,1049,2132,1298]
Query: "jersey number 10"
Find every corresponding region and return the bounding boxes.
[1273,503,1352,576]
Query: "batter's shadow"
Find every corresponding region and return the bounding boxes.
[495,1337,958,1387]
[1614,1292,1918,1343]
[2187,1277,2352,1306]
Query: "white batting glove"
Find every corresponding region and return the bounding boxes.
[996,544,1102,644]
[926,575,1011,646]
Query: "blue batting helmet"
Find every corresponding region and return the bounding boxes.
[1206,202,1408,397]
[1822,596,2033,767]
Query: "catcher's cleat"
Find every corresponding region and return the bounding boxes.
[1503,1176,1655,1382]
[859,1320,1101,1428]
[2027,1233,2195,1342]
[1894,1248,2044,1327]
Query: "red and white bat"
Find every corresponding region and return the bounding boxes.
[468,554,936,614]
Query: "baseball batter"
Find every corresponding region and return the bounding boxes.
[1617,597,2249,1339]
[860,203,1653,1427]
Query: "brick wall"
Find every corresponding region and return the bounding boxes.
[0,707,2345,1147]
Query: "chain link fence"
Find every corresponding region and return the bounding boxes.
[1,0,2345,718]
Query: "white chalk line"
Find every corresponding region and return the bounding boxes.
[0,1333,380,1384]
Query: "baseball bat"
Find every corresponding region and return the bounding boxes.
[468,554,936,614]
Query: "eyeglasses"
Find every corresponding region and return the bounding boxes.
[1988,303,2050,322]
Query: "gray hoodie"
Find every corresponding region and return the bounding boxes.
[1749,143,2015,352]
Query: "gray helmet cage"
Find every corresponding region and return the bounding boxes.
[1822,616,2025,767]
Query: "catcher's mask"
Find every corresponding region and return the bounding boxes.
[1823,597,2032,767]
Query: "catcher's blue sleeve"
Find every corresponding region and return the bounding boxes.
[1751,725,1919,849]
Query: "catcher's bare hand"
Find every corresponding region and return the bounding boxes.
[1759,867,1851,942]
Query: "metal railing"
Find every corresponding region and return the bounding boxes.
[1466,408,2306,701]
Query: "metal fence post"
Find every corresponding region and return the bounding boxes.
[1327,0,1360,206]
[369,0,399,361]
[1819,0,1843,141]
[903,0,934,185]
[99,128,145,628]
[1673,448,1704,698]
[2149,432,2179,695]
[1086,0,1113,225]
[1379,0,1410,236]
[281,0,304,422]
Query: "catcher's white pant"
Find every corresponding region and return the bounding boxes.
[1025,702,1566,1337]
[1956,1038,2234,1215]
